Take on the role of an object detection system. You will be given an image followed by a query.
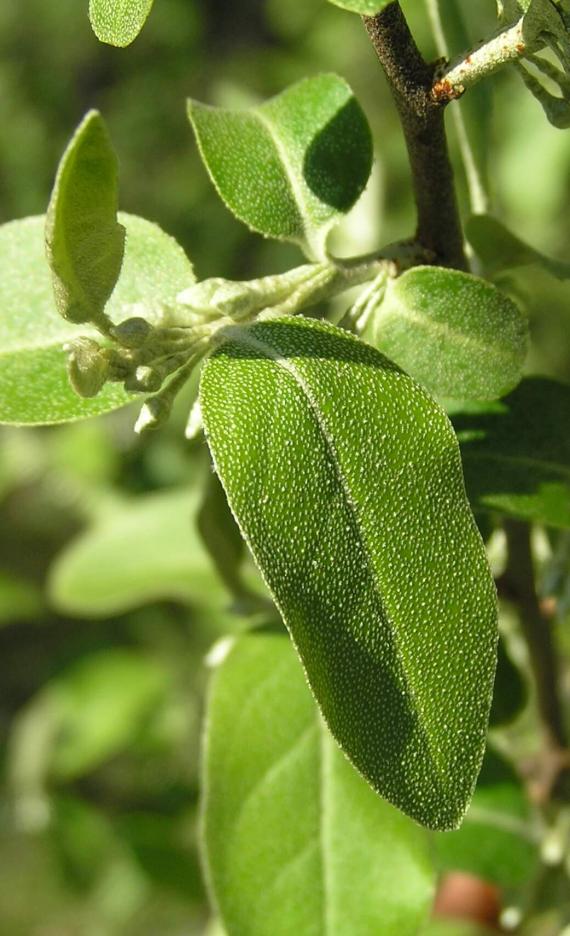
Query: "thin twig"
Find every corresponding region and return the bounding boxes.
[501,520,570,803]
[362,1,467,270]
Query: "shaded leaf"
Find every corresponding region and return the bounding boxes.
[436,748,540,889]
[89,0,155,47]
[188,75,373,259]
[45,111,125,327]
[368,266,528,400]
[489,638,528,727]
[200,316,498,829]
[0,214,194,425]
[467,214,570,279]
[203,632,436,936]
[453,377,570,528]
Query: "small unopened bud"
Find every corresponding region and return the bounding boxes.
[111,316,153,349]
[65,338,109,398]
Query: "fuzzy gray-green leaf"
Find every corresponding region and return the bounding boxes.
[369,266,529,400]
[203,633,436,936]
[45,111,125,328]
[188,75,373,259]
[200,316,498,830]
[0,214,194,425]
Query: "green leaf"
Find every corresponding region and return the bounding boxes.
[89,0,155,47]
[452,377,570,528]
[50,649,168,779]
[0,213,194,425]
[200,316,498,830]
[326,0,390,13]
[188,74,373,259]
[203,632,436,936]
[436,748,540,890]
[467,214,570,279]
[45,111,125,327]
[368,266,528,400]
[49,488,229,618]
[489,638,528,727]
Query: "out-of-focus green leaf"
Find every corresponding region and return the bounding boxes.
[51,649,169,779]
[0,214,194,425]
[436,748,540,889]
[327,0,390,12]
[188,75,373,259]
[369,266,528,400]
[49,488,230,618]
[89,0,156,47]
[200,316,498,830]
[467,214,570,279]
[0,572,43,626]
[489,638,528,727]
[45,111,125,328]
[203,632,436,936]
[453,377,570,528]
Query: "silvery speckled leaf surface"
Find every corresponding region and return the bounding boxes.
[89,0,156,47]
[200,315,498,830]
[188,75,373,259]
[203,632,436,936]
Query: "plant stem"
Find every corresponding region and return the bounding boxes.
[362,1,467,270]
[434,16,527,100]
[499,520,568,792]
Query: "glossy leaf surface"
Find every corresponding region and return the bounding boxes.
[453,378,570,528]
[203,632,436,936]
[200,316,498,829]
[370,266,528,400]
[45,111,125,326]
[0,214,194,425]
[467,214,570,279]
[188,75,373,258]
[89,0,155,47]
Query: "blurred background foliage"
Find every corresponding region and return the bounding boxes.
[1,0,570,933]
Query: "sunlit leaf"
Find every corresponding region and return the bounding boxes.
[203,632,436,936]
[200,316,498,829]
[368,266,528,400]
[188,75,373,259]
[327,0,390,12]
[45,111,125,327]
[0,214,194,425]
[89,0,156,47]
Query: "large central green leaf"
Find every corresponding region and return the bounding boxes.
[200,317,498,830]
